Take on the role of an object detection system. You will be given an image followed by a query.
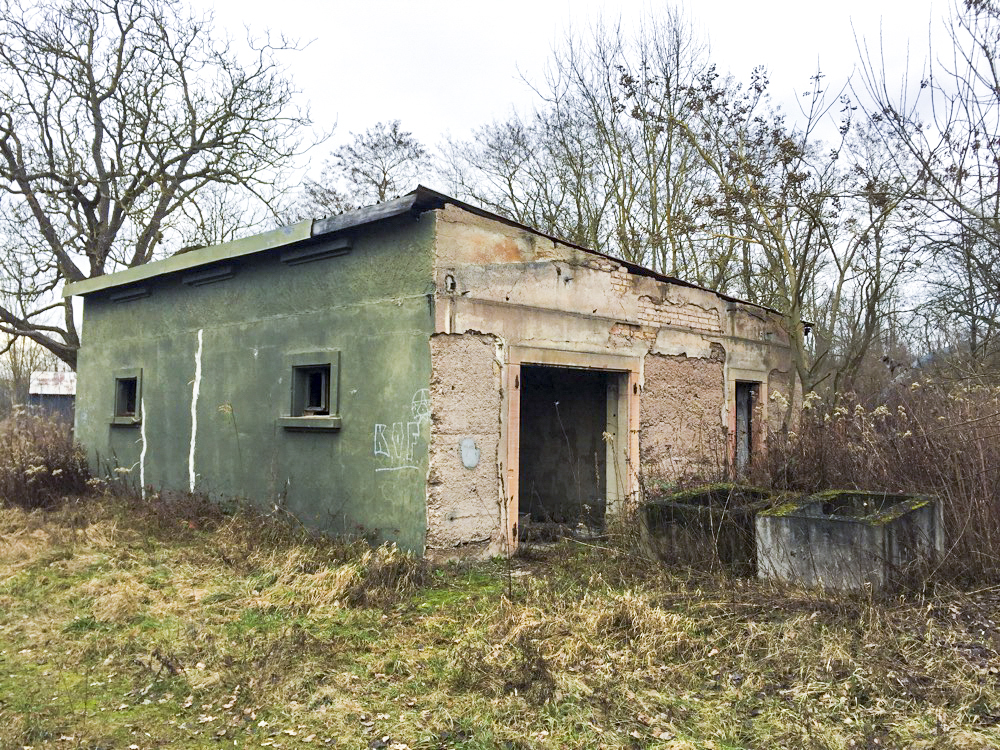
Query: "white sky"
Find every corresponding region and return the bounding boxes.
[208,0,946,173]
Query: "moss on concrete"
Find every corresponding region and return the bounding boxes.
[760,490,937,525]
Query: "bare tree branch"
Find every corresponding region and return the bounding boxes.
[0,0,313,367]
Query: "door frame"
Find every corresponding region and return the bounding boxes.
[727,367,769,476]
[501,346,641,552]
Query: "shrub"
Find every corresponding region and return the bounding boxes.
[0,411,89,509]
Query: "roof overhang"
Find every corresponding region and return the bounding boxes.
[63,220,313,298]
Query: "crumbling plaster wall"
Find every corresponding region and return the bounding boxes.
[433,206,729,359]
[429,203,795,527]
[640,348,728,479]
[724,306,798,444]
[426,333,504,559]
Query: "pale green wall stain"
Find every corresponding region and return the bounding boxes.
[75,213,437,553]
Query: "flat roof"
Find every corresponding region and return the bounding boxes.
[62,186,783,317]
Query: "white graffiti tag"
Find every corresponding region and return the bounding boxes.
[375,391,429,473]
[374,390,430,472]
[411,388,431,424]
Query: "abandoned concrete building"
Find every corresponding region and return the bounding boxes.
[65,186,797,557]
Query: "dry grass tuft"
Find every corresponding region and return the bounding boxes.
[341,543,432,607]
[0,412,89,509]
[82,575,154,623]
[451,600,558,704]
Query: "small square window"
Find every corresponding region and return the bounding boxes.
[279,350,341,431]
[111,368,142,425]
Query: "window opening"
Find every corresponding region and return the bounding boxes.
[305,368,328,414]
[280,350,340,430]
[115,377,138,417]
[294,365,331,416]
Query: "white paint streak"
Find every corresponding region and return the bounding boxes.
[139,398,147,499]
[189,328,203,493]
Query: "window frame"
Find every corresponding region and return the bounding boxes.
[279,350,341,431]
[111,367,143,426]
[296,364,330,416]
[730,375,765,475]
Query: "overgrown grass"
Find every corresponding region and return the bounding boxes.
[2,492,999,749]
[765,382,1000,583]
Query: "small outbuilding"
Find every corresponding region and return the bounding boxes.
[28,370,77,423]
[64,187,798,557]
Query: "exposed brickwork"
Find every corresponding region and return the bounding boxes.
[599,260,720,332]
[586,258,618,272]
[610,266,630,294]
[610,322,657,344]
[637,295,721,333]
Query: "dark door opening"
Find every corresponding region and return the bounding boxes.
[519,365,610,530]
[734,381,759,473]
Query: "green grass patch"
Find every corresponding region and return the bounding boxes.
[62,615,108,633]
[229,605,293,634]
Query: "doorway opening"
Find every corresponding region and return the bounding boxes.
[734,381,759,474]
[518,365,622,533]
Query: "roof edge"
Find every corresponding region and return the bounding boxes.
[410,185,786,319]
[63,191,437,299]
[61,184,788,321]
[63,220,315,298]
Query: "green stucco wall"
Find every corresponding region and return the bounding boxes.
[75,213,437,553]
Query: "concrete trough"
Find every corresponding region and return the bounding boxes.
[642,484,784,575]
[756,490,945,590]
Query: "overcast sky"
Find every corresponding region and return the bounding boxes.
[209,0,945,175]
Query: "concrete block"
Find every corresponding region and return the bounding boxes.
[756,491,945,590]
[641,484,785,575]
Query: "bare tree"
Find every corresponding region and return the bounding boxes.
[442,107,609,252]
[823,119,923,393]
[676,70,921,395]
[0,0,311,368]
[920,219,1000,366]
[856,1,1000,368]
[446,11,717,276]
[448,11,920,399]
[298,120,429,217]
[0,333,58,415]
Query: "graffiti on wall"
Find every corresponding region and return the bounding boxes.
[374,389,431,473]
